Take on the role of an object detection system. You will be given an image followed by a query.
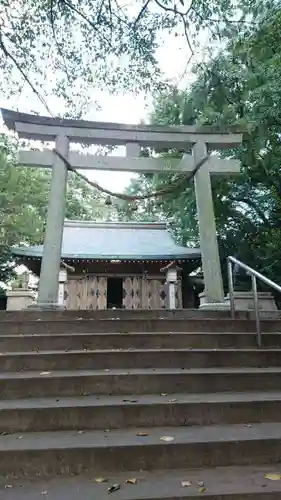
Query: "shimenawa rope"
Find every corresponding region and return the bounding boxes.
[53,148,209,202]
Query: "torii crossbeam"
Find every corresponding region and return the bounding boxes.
[1,108,243,309]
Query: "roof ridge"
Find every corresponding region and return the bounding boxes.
[64,221,168,230]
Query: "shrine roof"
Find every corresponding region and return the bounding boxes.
[12,221,201,262]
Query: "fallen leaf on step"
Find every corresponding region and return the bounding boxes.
[17,436,23,440]
[160,436,174,442]
[95,477,108,483]
[265,473,281,481]
[40,371,51,375]
[136,431,149,436]
[160,393,168,396]
[5,485,12,489]
[41,491,48,495]
[123,399,139,403]
[125,478,137,484]
[198,487,206,493]
[108,484,121,493]
[0,431,9,436]
[244,423,252,428]
[197,482,204,487]
[181,481,191,487]
[168,399,177,403]
[77,430,84,434]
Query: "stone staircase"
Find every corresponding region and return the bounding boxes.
[1,311,281,499]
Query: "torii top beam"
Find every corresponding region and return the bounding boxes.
[1,108,242,149]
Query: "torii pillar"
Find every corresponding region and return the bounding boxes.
[37,136,69,308]
[193,143,224,306]
[175,142,241,307]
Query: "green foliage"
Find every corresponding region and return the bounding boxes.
[0,136,106,284]
[121,4,281,285]
[0,0,269,113]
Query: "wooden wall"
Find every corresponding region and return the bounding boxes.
[65,274,183,310]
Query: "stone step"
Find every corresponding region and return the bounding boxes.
[0,332,265,351]
[2,308,279,321]
[1,367,281,399]
[2,465,281,499]
[2,392,281,432]
[2,332,281,351]
[1,422,281,477]
[2,348,281,372]
[1,318,281,335]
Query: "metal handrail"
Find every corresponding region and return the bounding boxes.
[227,256,281,347]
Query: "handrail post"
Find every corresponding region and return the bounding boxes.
[228,255,281,347]
[252,275,261,348]
[227,259,235,319]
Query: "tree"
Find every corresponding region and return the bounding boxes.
[120,5,281,287]
[0,0,269,114]
[0,136,107,284]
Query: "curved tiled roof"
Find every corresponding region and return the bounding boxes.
[12,221,201,261]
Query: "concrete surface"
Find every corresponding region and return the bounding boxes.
[1,317,281,335]
[1,332,281,352]
[3,465,281,499]
[3,348,281,372]
[1,312,281,497]
[2,366,281,400]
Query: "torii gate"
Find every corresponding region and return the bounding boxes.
[1,109,242,309]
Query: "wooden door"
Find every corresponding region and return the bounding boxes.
[122,277,141,309]
[142,278,167,309]
[66,276,107,310]
[66,278,87,310]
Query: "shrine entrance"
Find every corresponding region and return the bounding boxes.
[1,108,242,310]
[107,278,123,309]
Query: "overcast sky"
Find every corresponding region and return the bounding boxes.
[1,28,209,192]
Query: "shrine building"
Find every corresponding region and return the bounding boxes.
[11,220,201,310]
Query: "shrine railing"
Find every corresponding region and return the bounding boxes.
[227,256,281,348]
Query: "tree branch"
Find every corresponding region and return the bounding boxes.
[49,0,71,82]
[134,0,152,28]
[153,0,195,62]
[0,30,53,116]
[179,12,194,59]
[154,0,195,17]
[61,0,112,46]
